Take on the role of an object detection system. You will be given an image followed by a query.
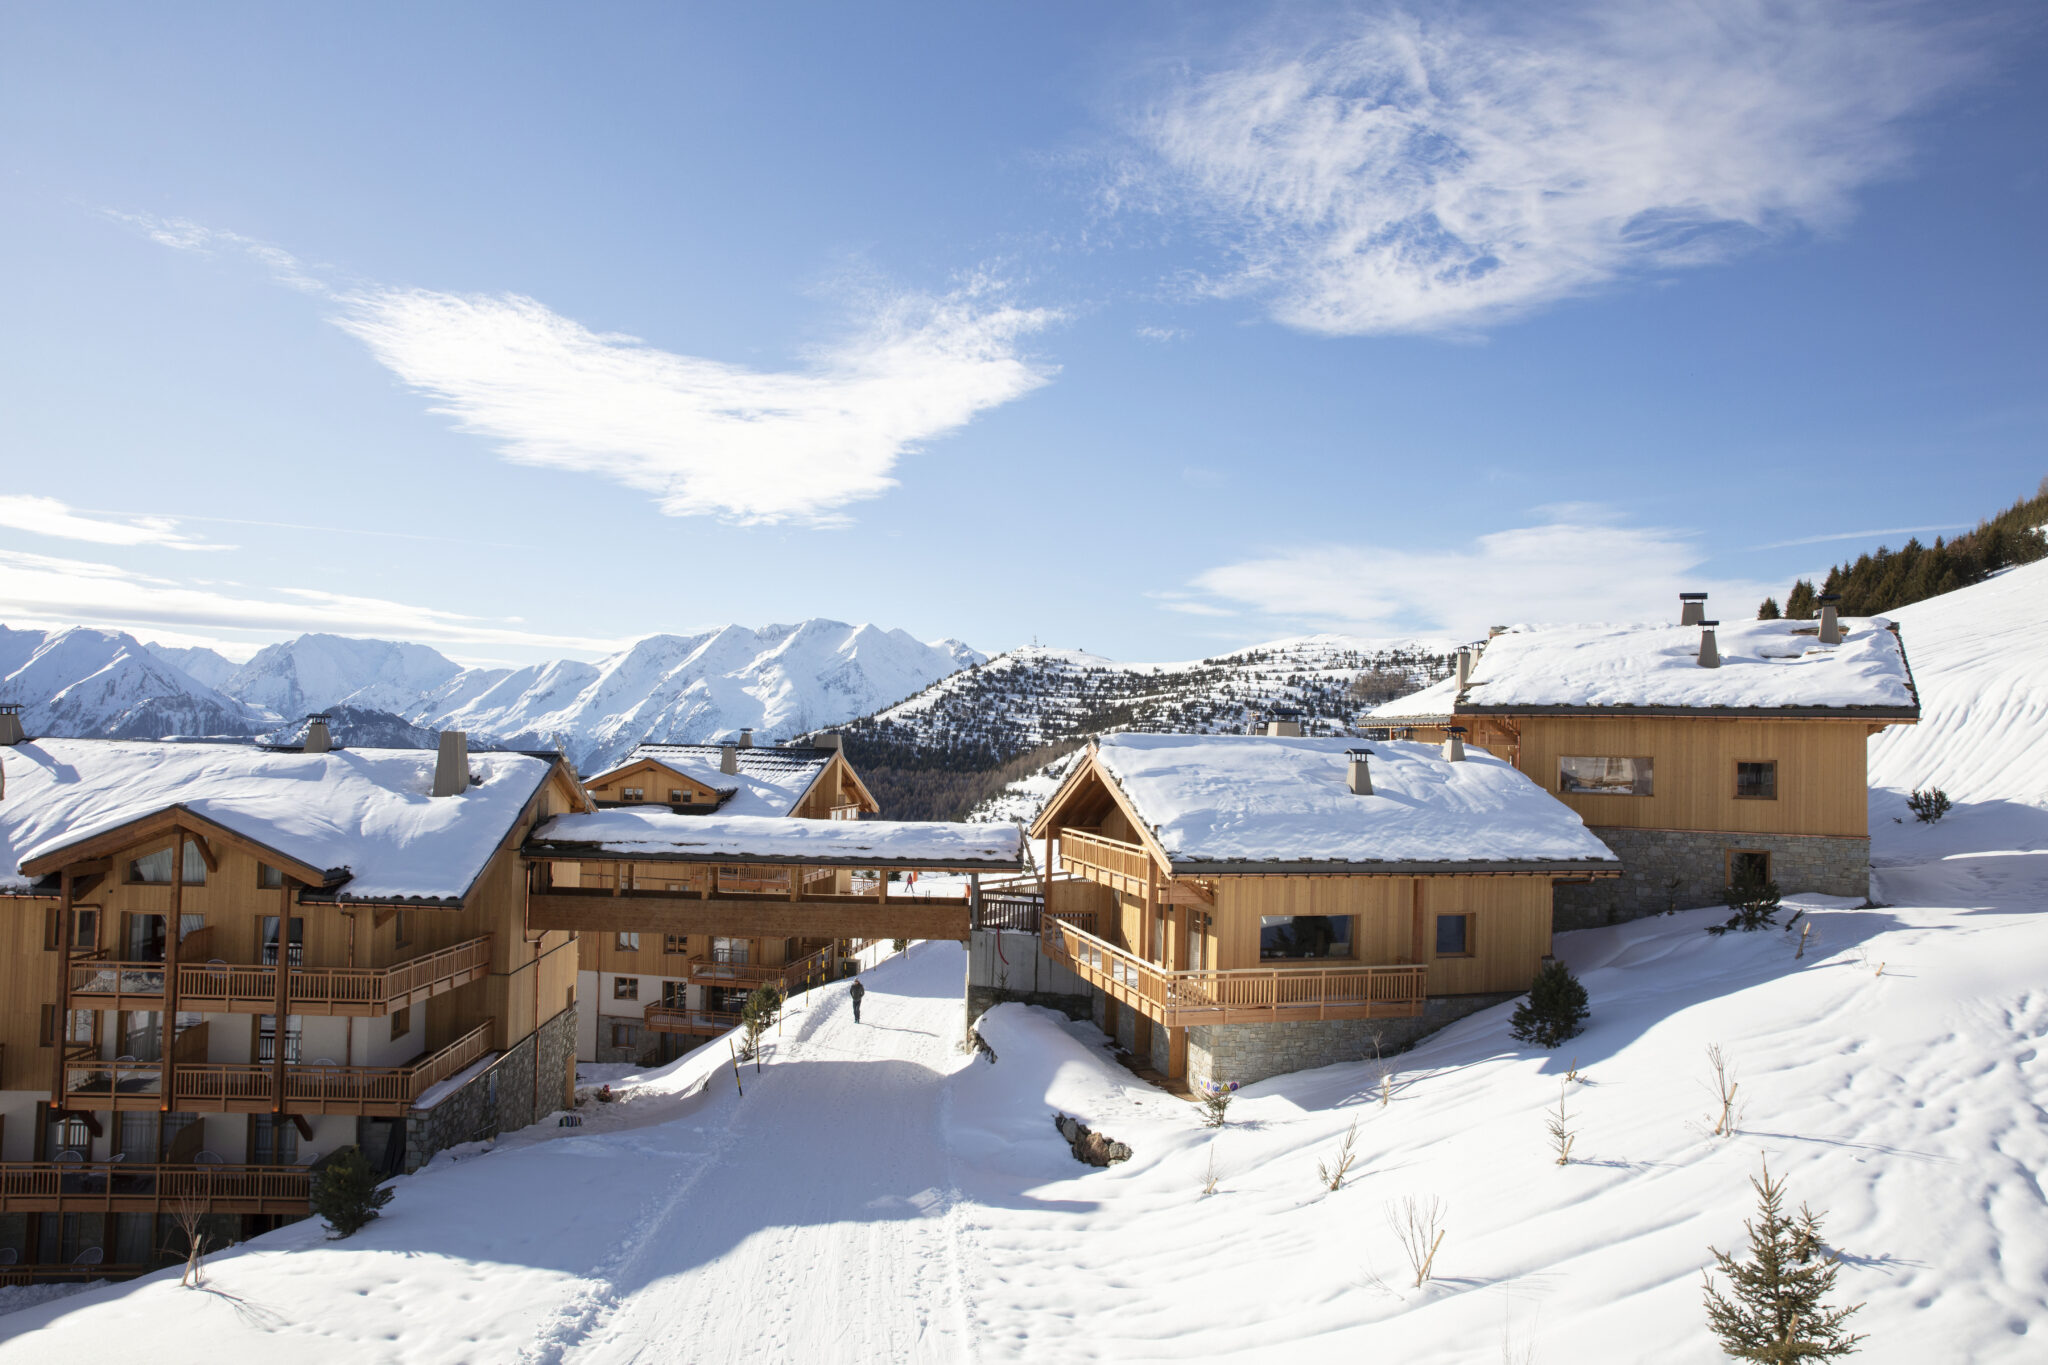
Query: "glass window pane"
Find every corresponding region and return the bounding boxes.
[1259,915,1353,960]
[1435,915,1469,955]
[1559,756,1654,796]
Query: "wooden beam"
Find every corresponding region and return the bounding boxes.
[189,834,219,874]
[1159,879,1214,906]
[525,892,971,942]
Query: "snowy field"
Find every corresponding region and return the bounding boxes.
[2,563,2043,1362]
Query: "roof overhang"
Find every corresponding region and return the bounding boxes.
[20,804,337,887]
[520,840,1022,873]
[1165,858,1625,877]
[1452,704,1921,721]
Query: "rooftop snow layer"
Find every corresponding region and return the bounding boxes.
[1088,733,1617,868]
[528,809,1025,868]
[1372,617,1916,717]
[0,738,555,900]
[612,744,837,817]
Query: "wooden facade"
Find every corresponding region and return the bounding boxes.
[0,745,590,1279]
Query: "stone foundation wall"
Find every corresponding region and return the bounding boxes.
[1184,993,1517,1091]
[403,1006,578,1172]
[1554,827,1870,930]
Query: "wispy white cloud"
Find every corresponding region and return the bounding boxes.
[1136,324,1190,342]
[105,211,327,294]
[1130,1,1983,334]
[0,495,229,552]
[0,548,624,653]
[1752,523,1968,550]
[332,280,1058,525]
[1188,508,1777,638]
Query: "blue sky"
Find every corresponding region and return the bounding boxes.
[1,2,2042,667]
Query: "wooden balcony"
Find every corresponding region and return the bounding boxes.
[61,1020,496,1116]
[1043,918,1426,1028]
[642,1004,743,1037]
[66,936,493,1018]
[1057,828,1161,896]
[686,945,833,994]
[526,886,971,941]
[0,1160,311,1217]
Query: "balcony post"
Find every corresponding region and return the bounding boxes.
[163,827,183,1113]
[50,868,73,1102]
[273,878,292,1113]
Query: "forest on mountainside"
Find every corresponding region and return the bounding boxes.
[1759,477,2048,620]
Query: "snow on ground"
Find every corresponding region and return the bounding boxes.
[4,567,2044,1362]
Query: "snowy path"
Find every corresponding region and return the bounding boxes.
[540,945,979,1365]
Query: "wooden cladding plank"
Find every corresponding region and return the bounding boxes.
[526,892,971,941]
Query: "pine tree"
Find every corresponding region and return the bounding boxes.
[738,983,785,1061]
[1784,581,1817,620]
[1703,1160,1865,1361]
[1508,959,1589,1048]
[1757,598,1782,620]
[310,1147,394,1239]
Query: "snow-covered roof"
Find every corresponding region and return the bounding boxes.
[1372,618,1918,719]
[0,738,560,902]
[602,744,843,817]
[526,809,1025,869]
[1082,734,1617,872]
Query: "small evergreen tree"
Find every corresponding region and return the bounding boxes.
[1703,1159,1865,1361]
[1757,597,1782,620]
[1906,787,1952,823]
[1784,580,1817,620]
[738,983,784,1061]
[1709,877,1783,936]
[1196,1079,1237,1128]
[310,1146,394,1239]
[1509,959,1589,1048]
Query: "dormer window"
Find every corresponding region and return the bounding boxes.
[127,841,207,885]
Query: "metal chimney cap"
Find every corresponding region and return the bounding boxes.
[1679,592,1709,601]
[306,712,332,723]
[1818,593,1841,603]
[1700,620,1720,628]
[0,704,21,715]
[1445,724,1469,735]
[1343,747,1374,759]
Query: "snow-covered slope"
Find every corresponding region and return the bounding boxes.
[141,641,238,690]
[428,622,983,772]
[0,626,255,737]
[2,620,981,770]
[224,634,469,719]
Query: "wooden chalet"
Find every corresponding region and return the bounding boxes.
[1370,595,1920,927]
[0,723,589,1282]
[1029,732,1620,1089]
[571,734,883,1064]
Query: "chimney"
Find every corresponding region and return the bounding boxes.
[1698,621,1721,669]
[1442,725,1467,762]
[1680,592,1708,626]
[738,727,753,749]
[1818,593,1842,645]
[0,704,21,747]
[1266,719,1302,737]
[1454,648,1473,690]
[303,713,333,754]
[813,732,843,753]
[1345,748,1374,795]
[432,731,469,797]
[720,741,739,775]
[1488,625,1507,639]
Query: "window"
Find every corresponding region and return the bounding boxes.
[712,937,749,966]
[257,863,284,889]
[614,976,640,1001]
[1559,756,1654,796]
[609,1021,641,1050]
[661,981,687,1008]
[1259,915,1354,961]
[1729,850,1772,888]
[1434,914,1473,957]
[390,1006,412,1041]
[616,932,641,952]
[257,1015,302,1064]
[260,916,304,967]
[668,789,684,803]
[664,935,690,955]
[395,911,414,948]
[250,1113,298,1166]
[622,787,645,803]
[126,840,207,885]
[1735,761,1778,801]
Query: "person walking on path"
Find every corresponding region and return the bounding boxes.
[850,979,865,1023]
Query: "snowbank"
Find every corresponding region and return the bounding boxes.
[1090,733,1618,869]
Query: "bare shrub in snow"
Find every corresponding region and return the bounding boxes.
[1196,1078,1237,1128]
[1200,1144,1220,1197]
[1907,787,1952,823]
[1387,1195,1447,1289]
[171,1196,209,1287]
[1379,1069,1393,1108]
[1703,1158,1866,1360]
[1317,1117,1360,1191]
[1546,1083,1577,1166]
[1706,1045,1743,1139]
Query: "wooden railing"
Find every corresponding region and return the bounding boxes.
[63,1020,496,1116]
[1044,920,1426,1027]
[0,1262,150,1286]
[975,894,1044,932]
[687,945,833,994]
[1057,828,1160,894]
[0,1160,311,1216]
[643,1005,743,1036]
[68,936,493,1017]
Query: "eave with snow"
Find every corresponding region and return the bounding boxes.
[581,739,879,821]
